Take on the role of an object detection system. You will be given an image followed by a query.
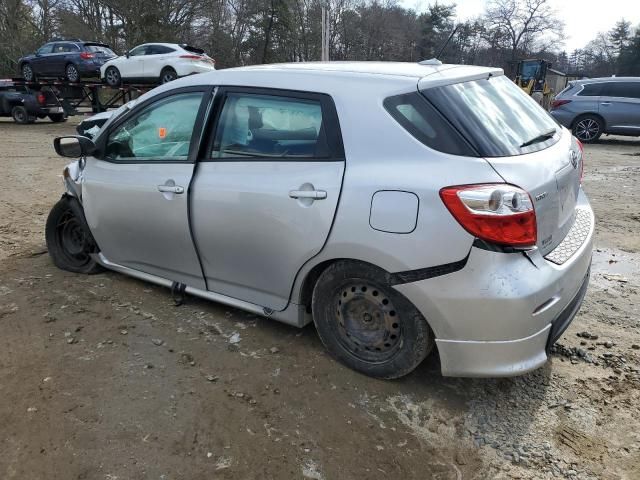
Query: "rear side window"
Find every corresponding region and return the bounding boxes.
[577,83,603,96]
[150,45,175,55]
[212,93,332,159]
[603,82,640,99]
[383,92,475,156]
[422,75,559,157]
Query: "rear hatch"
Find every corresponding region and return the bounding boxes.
[181,44,215,66]
[421,74,581,255]
[83,43,117,65]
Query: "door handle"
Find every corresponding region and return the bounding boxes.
[289,190,327,200]
[600,102,611,106]
[157,185,184,194]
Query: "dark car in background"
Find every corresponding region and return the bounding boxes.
[0,80,66,123]
[18,39,116,83]
[550,77,640,143]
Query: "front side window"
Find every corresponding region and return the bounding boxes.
[212,93,328,159]
[604,82,640,99]
[422,75,559,157]
[105,92,203,161]
[37,44,54,55]
[129,46,148,57]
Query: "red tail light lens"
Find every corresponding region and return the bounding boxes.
[440,184,537,247]
[80,52,94,60]
[179,54,202,60]
[37,93,46,105]
[576,138,584,184]
[551,99,571,109]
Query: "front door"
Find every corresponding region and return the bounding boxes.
[600,81,640,133]
[122,45,148,80]
[82,88,210,289]
[191,88,345,311]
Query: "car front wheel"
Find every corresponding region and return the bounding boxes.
[312,260,434,379]
[45,196,103,274]
[105,66,121,87]
[573,115,603,143]
[66,63,80,83]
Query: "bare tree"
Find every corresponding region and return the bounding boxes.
[484,0,563,64]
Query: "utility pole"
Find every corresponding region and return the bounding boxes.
[321,5,330,61]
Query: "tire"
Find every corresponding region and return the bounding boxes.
[160,67,178,84]
[311,260,433,379]
[48,113,67,123]
[21,63,35,82]
[45,196,103,274]
[104,66,121,87]
[572,115,604,143]
[65,63,80,83]
[11,105,35,124]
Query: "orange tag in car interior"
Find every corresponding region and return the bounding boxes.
[158,127,167,139]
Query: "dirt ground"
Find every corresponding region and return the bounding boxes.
[0,116,639,480]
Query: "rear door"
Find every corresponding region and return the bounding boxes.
[144,45,176,78]
[82,87,210,288]
[600,81,640,133]
[190,87,345,311]
[422,75,581,255]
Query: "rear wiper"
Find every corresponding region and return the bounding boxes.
[520,128,556,148]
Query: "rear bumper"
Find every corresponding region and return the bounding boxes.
[394,189,594,377]
[175,63,216,77]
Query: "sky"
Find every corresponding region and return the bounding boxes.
[402,0,640,51]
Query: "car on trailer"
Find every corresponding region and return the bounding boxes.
[100,43,216,87]
[18,39,116,83]
[0,79,66,123]
[47,62,593,379]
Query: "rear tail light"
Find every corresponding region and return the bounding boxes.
[440,184,537,247]
[179,54,202,60]
[80,52,94,60]
[551,99,571,109]
[37,93,46,105]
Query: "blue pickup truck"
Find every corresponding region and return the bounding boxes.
[0,80,66,123]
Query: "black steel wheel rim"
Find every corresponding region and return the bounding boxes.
[335,281,403,363]
[55,209,92,267]
[67,65,79,82]
[575,118,599,141]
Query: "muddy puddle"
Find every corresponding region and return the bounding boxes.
[590,247,640,288]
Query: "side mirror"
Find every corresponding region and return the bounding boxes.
[126,51,130,58]
[54,135,96,158]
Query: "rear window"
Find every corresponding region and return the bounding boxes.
[422,75,559,157]
[384,92,475,156]
[85,45,116,56]
[577,83,603,96]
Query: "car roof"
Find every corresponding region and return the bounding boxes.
[145,62,502,100]
[576,76,640,84]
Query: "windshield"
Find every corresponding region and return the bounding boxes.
[422,75,559,157]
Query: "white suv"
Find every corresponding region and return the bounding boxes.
[100,43,215,86]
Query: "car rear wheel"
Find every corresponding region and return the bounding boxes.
[45,196,103,274]
[49,113,67,123]
[105,66,121,87]
[11,105,35,124]
[573,115,603,143]
[21,63,35,82]
[312,260,433,379]
[160,67,178,84]
[66,63,80,83]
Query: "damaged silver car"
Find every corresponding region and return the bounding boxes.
[46,62,594,379]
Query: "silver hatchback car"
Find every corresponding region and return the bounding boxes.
[550,77,640,143]
[47,62,593,379]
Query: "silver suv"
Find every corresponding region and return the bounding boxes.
[47,62,593,379]
[551,77,640,143]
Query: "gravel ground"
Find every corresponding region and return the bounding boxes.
[0,117,639,479]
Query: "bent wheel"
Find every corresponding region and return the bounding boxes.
[312,261,433,379]
[45,197,103,274]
